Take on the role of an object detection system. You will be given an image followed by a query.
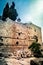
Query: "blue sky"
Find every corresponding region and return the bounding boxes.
[0,0,43,41]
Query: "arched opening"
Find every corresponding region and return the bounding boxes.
[16,41,19,45]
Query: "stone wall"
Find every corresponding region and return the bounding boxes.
[0,18,42,50]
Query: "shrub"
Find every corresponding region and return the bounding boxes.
[28,42,42,58]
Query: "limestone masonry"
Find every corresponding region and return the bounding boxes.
[0,18,42,49]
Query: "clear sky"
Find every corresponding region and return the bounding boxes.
[0,0,43,42]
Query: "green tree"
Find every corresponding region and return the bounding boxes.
[28,42,42,57]
[2,3,9,20]
[17,18,21,22]
[33,35,38,42]
[9,2,18,21]
[2,2,18,21]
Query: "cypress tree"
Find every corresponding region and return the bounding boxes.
[2,3,9,20]
[9,2,18,21]
[2,2,18,21]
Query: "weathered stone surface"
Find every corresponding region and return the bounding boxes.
[0,18,42,48]
[0,18,42,65]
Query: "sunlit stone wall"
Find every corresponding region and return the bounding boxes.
[0,18,42,49]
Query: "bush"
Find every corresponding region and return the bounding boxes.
[0,43,4,46]
[40,61,43,65]
[28,42,42,58]
[30,60,39,65]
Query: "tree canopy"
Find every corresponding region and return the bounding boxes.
[2,2,18,21]
[2,3,9,20]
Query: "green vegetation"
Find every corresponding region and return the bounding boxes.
[30,60,39,65]
[28,42,42,57]
[2,2,18,21]
[33,35,38,42]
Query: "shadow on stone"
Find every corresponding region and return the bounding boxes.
[0,53,4,57]
[39,61,43,65]
[30,60,39,65]
[0,57,8,65]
